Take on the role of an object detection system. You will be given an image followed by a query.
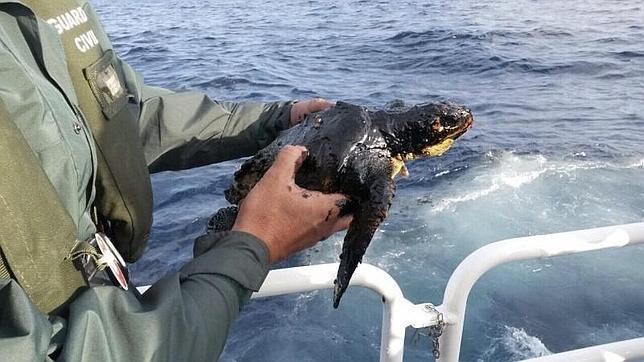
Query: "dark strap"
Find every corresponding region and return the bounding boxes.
[0,250,10,280]
[0,100,87,313]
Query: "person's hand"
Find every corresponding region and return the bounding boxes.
[289,98,335,127]
[232,145,352,264]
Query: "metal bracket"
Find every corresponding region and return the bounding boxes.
[408,303,444,329]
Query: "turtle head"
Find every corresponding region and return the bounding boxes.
[376,101,473,178]
[380,101,473,159]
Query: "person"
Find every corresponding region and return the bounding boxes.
[0,0,352,360]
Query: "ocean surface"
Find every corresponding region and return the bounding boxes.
[94,0,644,360]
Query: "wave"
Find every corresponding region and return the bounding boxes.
[628,157,644,168]
[382,27,633,78]
[610,50,644,59]
[386,27,578,46]
[386,27,572,44]
[387,29,489,43]
[429,151,641,213]
[122,44,169,57]
[479,326,551,361]
[194,76,293,92]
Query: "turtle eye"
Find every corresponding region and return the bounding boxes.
[443,113,461,128]
[432,118,444,132]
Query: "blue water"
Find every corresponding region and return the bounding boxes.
[94,0,644,360]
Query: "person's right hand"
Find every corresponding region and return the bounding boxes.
[232,145,353,264]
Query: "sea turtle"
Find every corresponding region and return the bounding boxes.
[208,100,474,307]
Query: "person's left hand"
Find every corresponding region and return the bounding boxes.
[289,98,335,127]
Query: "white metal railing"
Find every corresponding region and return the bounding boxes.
[252,263,441,361]
[250,222,644,361]
[137,222,644,361]
[518,337,644,362]
[437,222,644,361]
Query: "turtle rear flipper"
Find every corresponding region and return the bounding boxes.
[207,206,239,233]
[333,152,395,308]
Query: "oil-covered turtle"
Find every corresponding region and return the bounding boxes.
[208,100,473,307]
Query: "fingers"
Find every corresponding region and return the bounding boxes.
[289,97,336,127]
[305,98,335,113]
[270,145,308,181]
[334,215,353,231]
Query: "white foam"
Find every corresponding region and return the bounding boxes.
[432,183,501,212]
[501,326,551,358]
[428,152,632,213]
[628,157,644,169]
[431,153,547,212]
[480,326,551,360]
[372,250,407,272]
[293,290,319,315]
[435,169,451,177]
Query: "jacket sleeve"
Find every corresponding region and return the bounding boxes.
[117,59,294,173]
[0,231,270,361]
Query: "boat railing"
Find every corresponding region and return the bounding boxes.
[253,222,644,361]
[138,222,644,361]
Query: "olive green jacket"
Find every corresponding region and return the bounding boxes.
[0,231,270,361]
[0,0,291,360]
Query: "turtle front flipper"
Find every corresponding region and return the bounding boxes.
[225,144,281,204]
[333,152,395,308]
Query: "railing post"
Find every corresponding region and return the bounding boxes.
[437,222,644,361]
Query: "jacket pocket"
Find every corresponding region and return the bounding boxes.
[82,49,127,119]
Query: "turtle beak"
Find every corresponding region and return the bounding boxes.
[450,115,474,140]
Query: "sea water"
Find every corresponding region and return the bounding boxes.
[93,0,644,360]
